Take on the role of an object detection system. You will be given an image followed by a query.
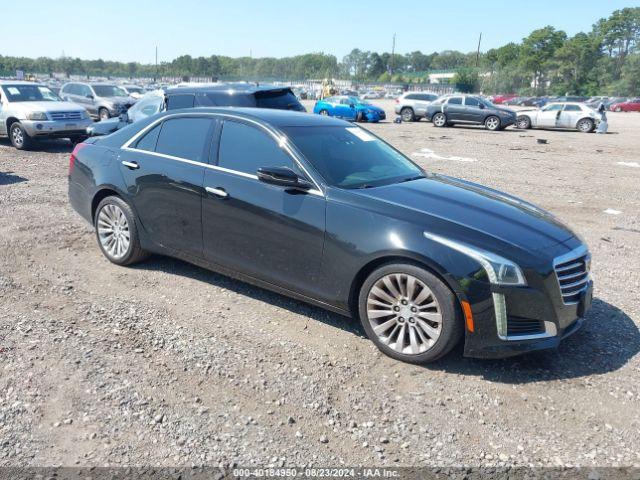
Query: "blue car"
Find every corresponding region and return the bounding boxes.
[313,96,386,122]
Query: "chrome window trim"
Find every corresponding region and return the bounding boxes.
[120,111,325,197]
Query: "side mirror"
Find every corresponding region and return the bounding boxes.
[119,112,129,123]
[86,94,94,99]
[257,166,311,190]
[349,104,355,108]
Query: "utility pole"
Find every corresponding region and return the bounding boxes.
[390,33,396,74]
[155,46,158,82]
[475,32,482,68]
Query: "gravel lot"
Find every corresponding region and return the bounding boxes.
[1,100,639,469]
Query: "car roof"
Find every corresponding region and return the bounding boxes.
[165,82,292,95]
[159,107,350,128]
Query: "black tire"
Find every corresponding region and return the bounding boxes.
[432,112,447,128]
[94,196,149,266]
[356,111,365,122]
[400,107,415,122]
[576,118,595,133]
[98,107,110,121]
[9,122,33,150]
[484,115,501,131]
[358,263,463,364]
[516,115,532,129]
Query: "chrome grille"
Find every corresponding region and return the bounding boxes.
[554,250,590,304]
[50,111,84,121]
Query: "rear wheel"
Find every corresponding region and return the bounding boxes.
[577,118,595,133]
[400,107,415,122]
[94,196,149,266]
[358,263,463,364]
[9,122,33,150]
[432,112,447,127]
[485,115,501,131]
[516,115,531,129]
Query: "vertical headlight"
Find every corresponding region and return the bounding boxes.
[423,232,527,286]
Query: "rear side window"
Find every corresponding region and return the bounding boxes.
[419,94,437,101]
[166,94,195,110]
[448,97,463,105]
[154,117,213,162]
[563,105,581,111]
[218,120,293,175]
[405,94,417,100]
[133,124,161,152]
[254,89,302,110]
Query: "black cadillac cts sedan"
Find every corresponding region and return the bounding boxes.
[68,108,593,363]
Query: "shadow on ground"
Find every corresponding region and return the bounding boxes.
[0,138,74,153]
[0,171,28,186]
[134,255,639,384]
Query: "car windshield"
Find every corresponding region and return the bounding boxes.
[478,98,495,108]
[283,126,424,189]
[125,86,143,94]
[93,85,128,97]
[353,97,370,105]
[254,89,302,110]
[1,85,61,102]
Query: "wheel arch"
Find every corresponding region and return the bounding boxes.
[5,116,21,131]
[91,186,128,224]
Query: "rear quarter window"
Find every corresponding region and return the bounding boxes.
[166,94,195,110]
[254,89,302,110]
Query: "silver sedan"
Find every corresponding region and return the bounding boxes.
[515,102,600,133]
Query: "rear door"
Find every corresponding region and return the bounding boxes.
[537,104,564,127]
[444,97,465,121]
[413,93,436,117]
[118,115,215,256]
[202,118,326,295]
[558,104,582,128]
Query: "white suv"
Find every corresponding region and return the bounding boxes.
[394,92,440,122]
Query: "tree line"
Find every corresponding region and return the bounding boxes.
[1,7,638,95]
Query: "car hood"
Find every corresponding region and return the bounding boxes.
[11,101,86,112]
[493,106,517,115]
[359,104,384,111]
[87,117,126,136]
[352,174,575,254]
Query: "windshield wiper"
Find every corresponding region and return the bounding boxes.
[398,175,425,184]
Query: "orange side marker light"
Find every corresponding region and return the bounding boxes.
[461,300,474,332]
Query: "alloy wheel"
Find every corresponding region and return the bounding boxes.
[485,116,500,130]
[401,108,414,122]
[11,125,24,148]
[577,119,593,133]
[433,113,446,127]
[97,203,131,260]
[366,273,442,355]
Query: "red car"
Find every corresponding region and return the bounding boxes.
[490,94,518,105]
[610,98,640,112]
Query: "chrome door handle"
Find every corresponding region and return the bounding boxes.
[206,186,228,198]
[121,160,139,169]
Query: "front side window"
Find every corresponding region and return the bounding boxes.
[218,121,293,175]
[465,97,481,107]
[154,117,213,162]
[283,126,423,189]
[1,85,61,102]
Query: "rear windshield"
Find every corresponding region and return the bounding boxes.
[1,85,61,102]
[255,89,303,110]
[196,92,255,107]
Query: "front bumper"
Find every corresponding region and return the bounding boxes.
[365,111,386,122]
[21,119,93,138]
[461,245,593,359]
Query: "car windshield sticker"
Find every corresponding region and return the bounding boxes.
[346,127,375,142]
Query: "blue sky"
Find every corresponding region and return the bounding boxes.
[0,0,634,63]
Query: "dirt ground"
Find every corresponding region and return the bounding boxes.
[1,100,639,469]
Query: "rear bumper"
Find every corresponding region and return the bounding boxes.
[22,119,92,138]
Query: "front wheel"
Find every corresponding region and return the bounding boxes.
[432,112,447,127]
[358,263,463,364]
[94,196,149,266]
[577,118,595,133]
[484,115,501,131]
[98,108,110,121]
[9,122,33,150]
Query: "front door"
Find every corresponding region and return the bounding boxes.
[202,119,326,296]
[118,115,215,256]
